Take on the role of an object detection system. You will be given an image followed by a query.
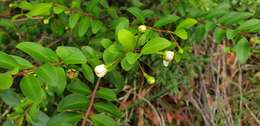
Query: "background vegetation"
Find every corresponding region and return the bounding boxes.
[0,0,259,126]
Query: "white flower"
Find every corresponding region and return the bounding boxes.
[138,25,147,32]
[163,60,169,67]
[94,64,107,78]
[164,51,174,61]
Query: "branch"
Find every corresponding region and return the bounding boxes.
[81,77,101,126]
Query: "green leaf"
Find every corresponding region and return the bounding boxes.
[235,38,250,64]
[56,46,87,64]
[192,24,206,43]
[94,102,122,118]
[77,16,91,37]
[176,18,197,30]
[0,73,13,90]
[3,120,15,126]
[10,55,33,69]
[100,38,113,48]
[47,112,81,126]
[174,29,188,40]
[58,94,89,111]
[103,43,122,64]
[18,1,33,10]
[82,64,94,83]
[67,79,91,95]
[81,46,101,67]
[36,64,66,95]
[154,15,180,27]
[45,48,60,62]
[91,20,102,34]
[117,29,136,51]
[236,19,260,33]
[53,4,66,14]
[0,89,20,107]
[20,75,43,103]
[26,3,52,17]
[121,52,140,71]
[226,29,237,40]
[0,51,18,69]
[213,27,226,43]
[141,37,172,55]
[69,13,81,29]
[127,7,144,24]
[115,18,129,35]
[107,70,125,91]
[90,114,118,126]
[218,12,253,25]
[96,88,117,101]
[16,42,49,62]
[0,19,15,29]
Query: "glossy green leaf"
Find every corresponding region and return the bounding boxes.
[0,51,18,69]
[103,43,122,64]
[47,112,81,126]
[235,38,250,64]
[16,42,49,62]
[192,24,206,43]
[53,4,66,14]
[67,79,91,95]
[141,37,172,55]
[121,52,140,71]
[20,75,43,103]
[82,64,94,83]
[36,63,66,95]
[69,13,81,29]
[107,70,125,91]
[0,19,15,29]
[100,38,113,48]
[81,46,101,67]
[213,27,226,43]
[154,15,180,27]
[0,73,13,90]
[58,94,89,111]
[91,20,102,34]
[236,19,260,33]
[115,18,129,34]
[56,46,87,64]
[218,12,253,25]
[77,16,91,37]
[117,29,136,51]
[0,89,20,107]
[176,18,197,30]
[18,1,33,10]
[174,29,188,40]
[90,114,118,126]
[10,55,33,69]
[96,88,117,101]
[127,7,144,24]
[94,102,122,117]
[26,3,52,17]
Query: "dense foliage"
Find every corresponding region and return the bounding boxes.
[0,0,259,126]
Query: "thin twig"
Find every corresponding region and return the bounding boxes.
[81,78,101,126]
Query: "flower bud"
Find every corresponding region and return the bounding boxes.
[94,64,107,78]
[9,4,13,8]
[163,51,174,61]
[147,76,155,84]
[163,60,169,67]
[144,72,155,84]
[138,25,147,32]
[67,69,78,79]
[43,19,49,24]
